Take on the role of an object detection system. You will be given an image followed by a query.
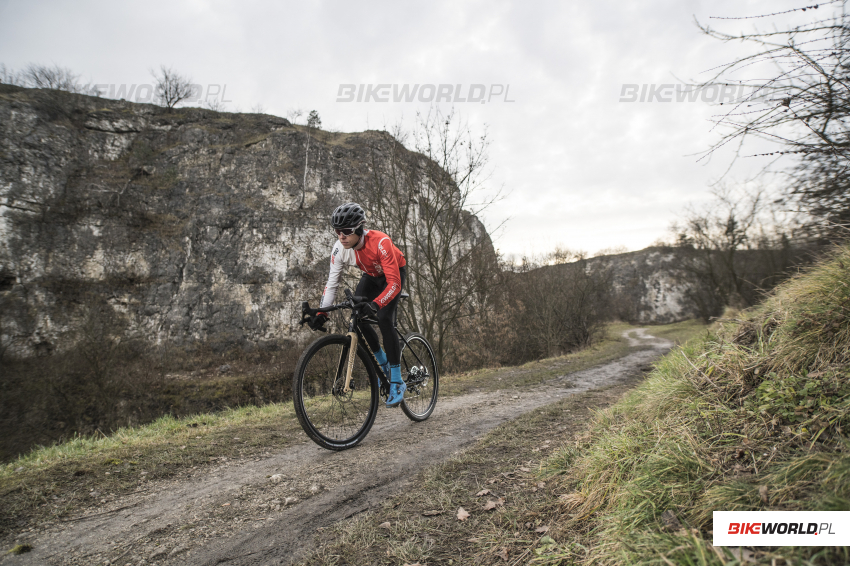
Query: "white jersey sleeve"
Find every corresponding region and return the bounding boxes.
[319,241,355,311]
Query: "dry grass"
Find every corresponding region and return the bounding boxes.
[300,242,850,565]
[441,321,704,397]
[297,321,704,565]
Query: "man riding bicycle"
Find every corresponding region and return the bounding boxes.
[305,202,408,408]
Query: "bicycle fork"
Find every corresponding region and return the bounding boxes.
[337,323,389,396]
[343,331,358,393]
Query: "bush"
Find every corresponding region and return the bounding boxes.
[504,251,614,361]
[0,302,301,463]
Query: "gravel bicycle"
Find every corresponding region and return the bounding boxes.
[293,289,439,450]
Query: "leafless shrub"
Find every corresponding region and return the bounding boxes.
[151,65,194,110]
[286,108,304,124]
[0,63,22,85]
[1,63,98,94]
[506,249,614,360]
[204,98,227,111]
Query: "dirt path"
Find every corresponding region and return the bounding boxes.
[3,330,672,566]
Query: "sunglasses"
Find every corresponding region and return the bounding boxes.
[334,227,357,236]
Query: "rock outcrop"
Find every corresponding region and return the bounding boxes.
[587,247,698,324]
[0,86,492,355]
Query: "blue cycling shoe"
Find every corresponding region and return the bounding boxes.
[386,364,406,408]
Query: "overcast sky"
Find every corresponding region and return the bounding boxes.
[0,0,827,259]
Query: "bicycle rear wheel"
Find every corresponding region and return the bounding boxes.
[399,332,439,421]
[293,334,379,450]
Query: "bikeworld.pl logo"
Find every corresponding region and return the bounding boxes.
[619,83,770,104]
[714,511,849,547]
[92,83,232,106]
[727,522,833,535]
[336,83,515,104]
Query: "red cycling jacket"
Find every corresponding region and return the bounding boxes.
[319,229,407,312]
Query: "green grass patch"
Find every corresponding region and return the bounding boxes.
[0,403,302,537]
[642,318,709,345]
[6,543,32,555]
[441,321,698,398]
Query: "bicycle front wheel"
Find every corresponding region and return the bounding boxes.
[293,334,379,450]
[399,332,439,422]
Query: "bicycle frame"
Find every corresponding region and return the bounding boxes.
[319,304,427,398]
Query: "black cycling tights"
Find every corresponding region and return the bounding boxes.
[355,266,407,366]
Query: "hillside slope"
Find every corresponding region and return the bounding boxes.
[537,243,850,564]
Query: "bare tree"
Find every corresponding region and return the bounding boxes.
[152,65,194,110]
[699,6,849,159]
[697,5,850,239]
[1,63,97,94]
[286,108,305,124]
[670,186,808,319]
[357,108,502,367]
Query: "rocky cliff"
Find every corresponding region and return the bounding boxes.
[0,85,493,355]
[587,247,699,324]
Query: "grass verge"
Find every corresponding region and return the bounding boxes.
[0,404,302,539]
[440,320,704,397]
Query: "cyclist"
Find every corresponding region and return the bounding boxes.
[305,202,408,408]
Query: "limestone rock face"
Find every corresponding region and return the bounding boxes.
[587,247,698,324]
[0,86,491,355]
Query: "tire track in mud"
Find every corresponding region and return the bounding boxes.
[3,330,672,566]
